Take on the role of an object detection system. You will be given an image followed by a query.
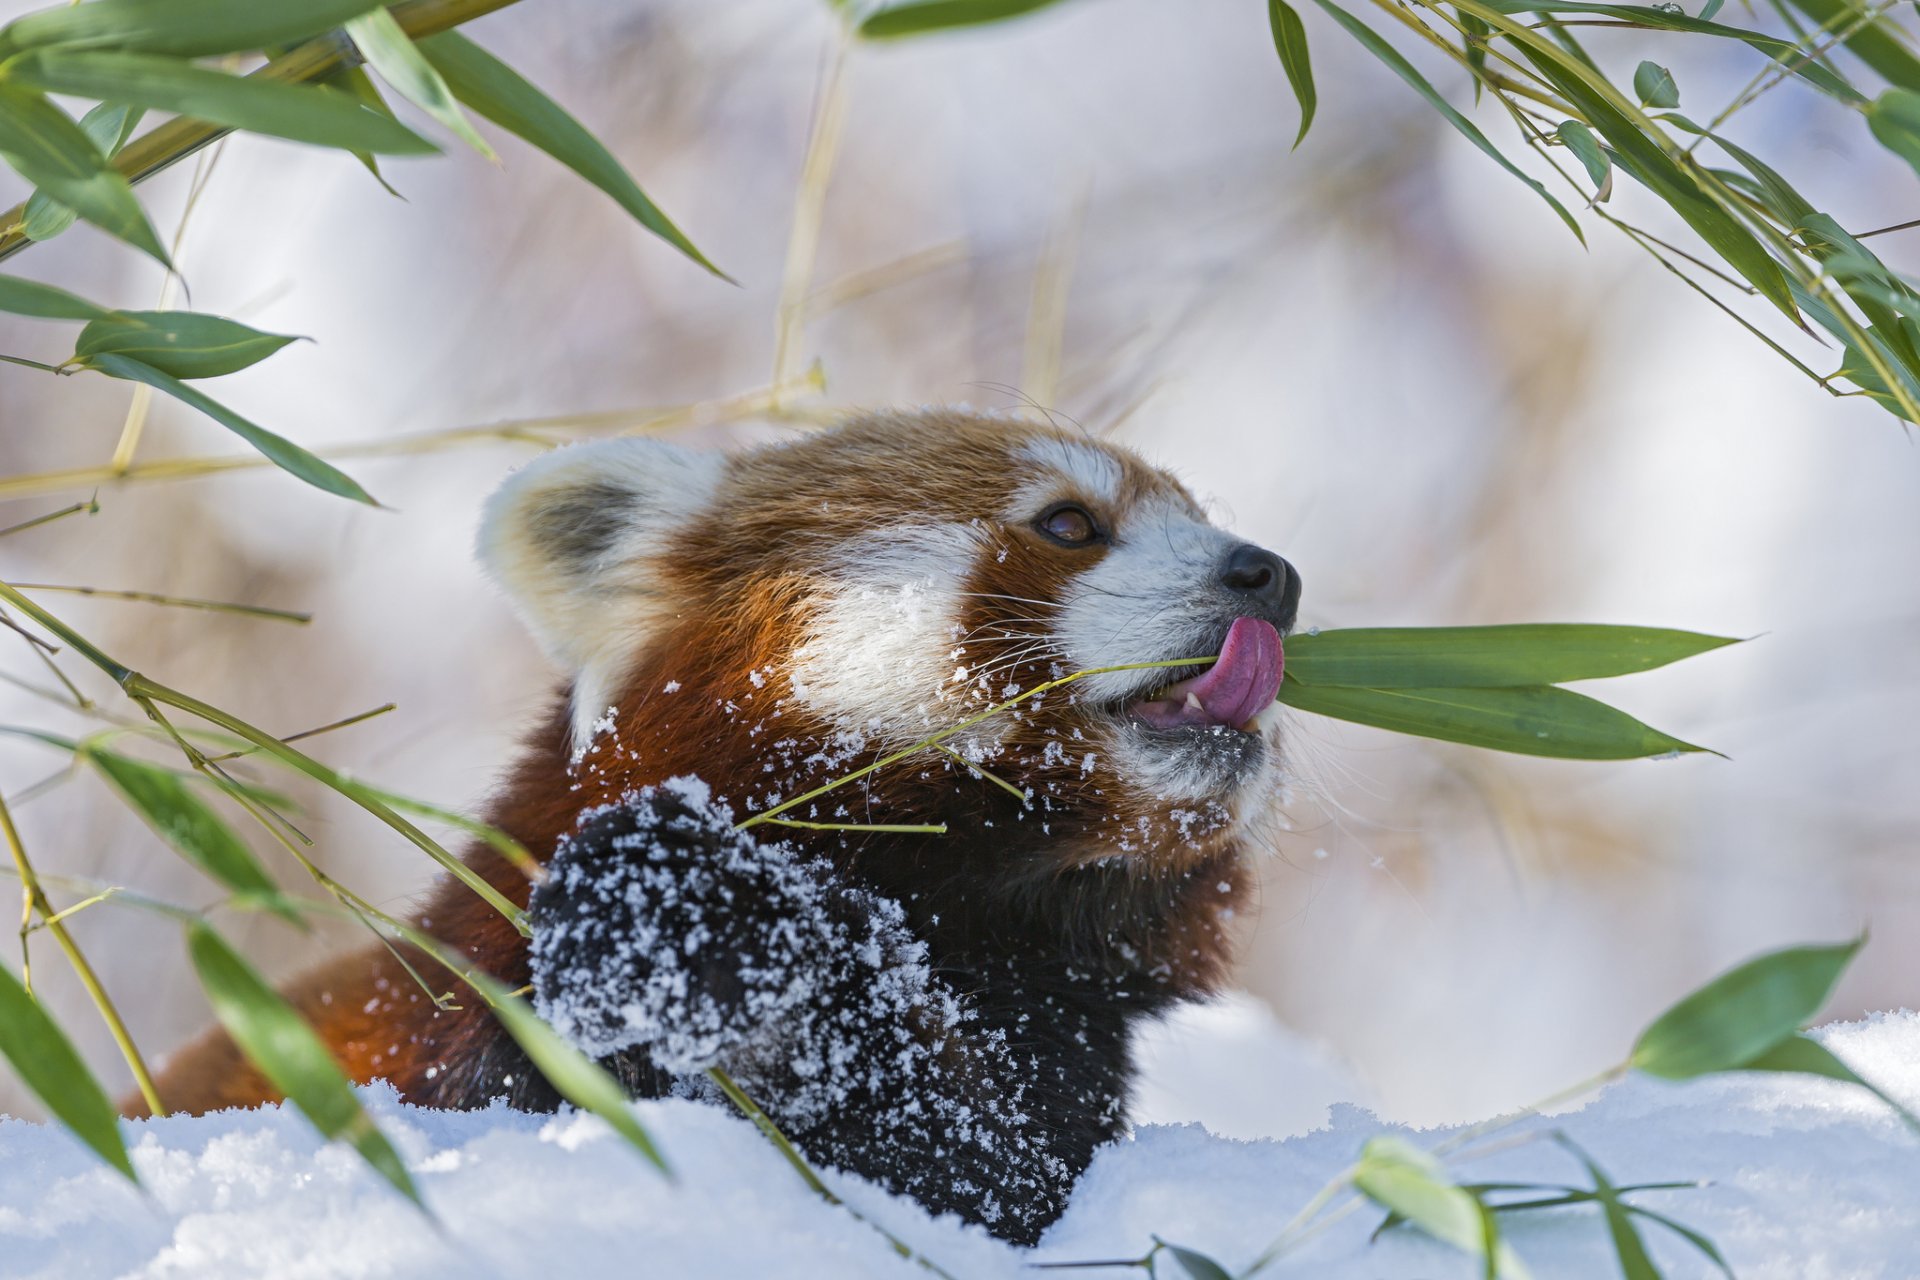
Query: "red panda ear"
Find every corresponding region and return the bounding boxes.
[478,438,727,744]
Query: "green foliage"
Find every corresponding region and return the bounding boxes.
[1632,61,1680,109]
[858,0,1077,39]
[0,85,168,266]
[1261,0,1920,422]
[415,32,722,277]
[0,961,136,1181]
[75,311,300,379]
[1268,0,1316,149]
[1631,937,1862,1079]
[21,101,142,241]
[8,50,438,155]
[1354,1135,1530,1276]
[1275,624,1728,758]
[345,8,492,159]
[0,272,114,321]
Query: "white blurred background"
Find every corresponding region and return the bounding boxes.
[0,0,1916,1129]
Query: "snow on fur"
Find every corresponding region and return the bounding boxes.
[5,1003,1920,1279]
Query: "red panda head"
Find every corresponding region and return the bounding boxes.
[480,410,1300,872]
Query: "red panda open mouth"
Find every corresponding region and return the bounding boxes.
[1128,617,1284,734]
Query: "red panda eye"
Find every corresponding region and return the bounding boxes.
[1036,503,1102,547]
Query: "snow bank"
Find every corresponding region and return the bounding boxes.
[4,999,1918,1279]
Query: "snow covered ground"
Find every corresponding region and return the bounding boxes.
[3,996,1918,1280]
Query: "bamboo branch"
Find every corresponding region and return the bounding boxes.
[0,0,526,264]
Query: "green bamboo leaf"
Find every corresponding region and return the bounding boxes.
[84,354,376,505]
[0,961,136,1181]
[460,966,671,1175]
[1800,213,1920,369]
[1469,9,1798,319]
[1555,120,1610,196]
[1710,135,1815,227]
[0,86,169,268]
[1736,1031,1920,1131]
[75,310,301,379]
[1278,681,1706,759]
[186,922,421,1205]
[1285,624,1734,688]
[1479,1,1861,102]
[1626,1206,1735,1279]
[1312,0,1583,241]
[1631,937,1863,1079]
[9,50,436,156]
[22,101,143,242]
[85,746,297,924]
[1633,60,1680,108]
[1868,90,1920,180]
[1781,0,1920,94]
[345,8,492,159]
[1155,1239,1234,1280]
[323,65,404,197]
[1551,1139,1660,1280]
[1355,1137,1531,1277]
[1268,0,1317,149]
[415,32,722,277]
[3,0,382,59]
[858,0,1075,38]
[0,273,114,321]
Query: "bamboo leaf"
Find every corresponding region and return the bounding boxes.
[1631,937,1863,1079]
[0,273,114,321]
[1355,1136,1531,1277]
[858,0,1075,38]
[84,354,376,505]
[415,32,722,277]
[1868,90,1920,181]
[0,961,136,1181]
[345,8,493,159]
[75,310,301,379]
[85,746,298,924]
[1156,1239,1235,1280]
[9,50,436,156]
[1556,120,1611,197]
[1551,1139,1661,1280]
[0,86,169,268]
[1268,0,1317,149]
[1311,0,1583,240]
[1468,7,1799,318]
[22,101,142,242]
[3,0,382,60]
[186,922,422,1206]
[1633,60,1680,108]
[1736,1031,1920,1131]
[1283,624,1736,688]
[1480,1,1862,102]
[459,966,672,1175]
[1277,680,1708,759]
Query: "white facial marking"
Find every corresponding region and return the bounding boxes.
[1015,436,1124,511]
[789,522,991,745]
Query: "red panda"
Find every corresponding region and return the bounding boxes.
[138,410,1302,1244]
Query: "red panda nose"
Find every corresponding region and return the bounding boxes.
[1219,544,1302,630]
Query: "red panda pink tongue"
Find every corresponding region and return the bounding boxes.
[1129,617,1284,731]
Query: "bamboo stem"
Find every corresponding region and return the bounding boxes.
[0,790,166,1115]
